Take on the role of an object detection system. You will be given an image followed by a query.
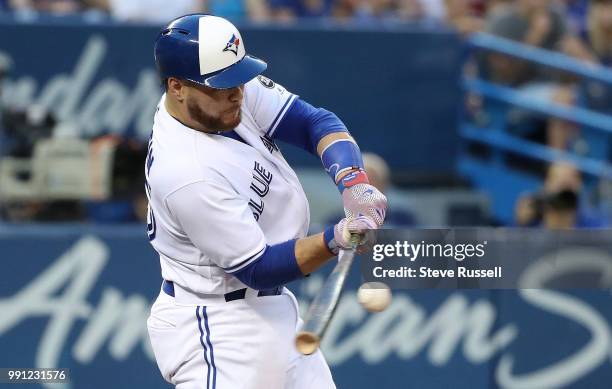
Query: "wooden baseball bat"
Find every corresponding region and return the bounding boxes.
[295,247,356,355]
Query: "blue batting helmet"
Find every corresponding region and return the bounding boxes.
[154,14,267,89]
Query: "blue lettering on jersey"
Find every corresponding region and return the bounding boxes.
[260,135,279,154]
[145,136,156,240]
[249,161,273,221]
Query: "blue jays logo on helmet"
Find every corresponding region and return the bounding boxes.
[223,34,240,56]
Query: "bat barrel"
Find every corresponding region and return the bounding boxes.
[295,248,356,355]
[295,331,320,355]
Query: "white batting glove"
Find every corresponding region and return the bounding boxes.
[327,216,377,255]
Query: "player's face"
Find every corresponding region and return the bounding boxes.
[184,82,244,132]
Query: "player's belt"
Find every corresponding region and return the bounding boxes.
[162,280,282,302]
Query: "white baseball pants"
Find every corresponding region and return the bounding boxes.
[147,287,336,389]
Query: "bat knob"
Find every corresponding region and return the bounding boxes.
[295,331,320,355]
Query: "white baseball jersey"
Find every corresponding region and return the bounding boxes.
[145,76,309,295]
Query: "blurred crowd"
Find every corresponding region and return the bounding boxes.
[0,0,542,28]
[0,1,606,47]
[467,0,612,229]
[0,1,603,34]
[476,0,611,149]
[0,1,607,59]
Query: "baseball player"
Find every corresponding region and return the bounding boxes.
[145,14,387,389]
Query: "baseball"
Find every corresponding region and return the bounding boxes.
[357,282,392,312]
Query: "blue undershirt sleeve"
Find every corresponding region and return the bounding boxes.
[232,239,303,290]
[271,98,348,154]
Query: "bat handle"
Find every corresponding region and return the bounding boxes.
[349,233,361,249]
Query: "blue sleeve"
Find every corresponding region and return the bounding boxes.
[232,239,303,290]
[271,98,348,154]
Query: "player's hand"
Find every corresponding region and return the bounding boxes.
[329,216,377,255]
[342,183,387,227]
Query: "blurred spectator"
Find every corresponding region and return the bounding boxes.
[206,0,270,22]
[331,0,364,21]
[364,0,402,21]
[361,152,418,226]
[6,0,270,20]
[514,161,608,229]
[417,0,444,20]
[484,0,593,86]
[586,0,612,66]
[471,0,512,23]
[332,0,405,23]
[363,152,390,192]
[86,0,270,24]
[8,0,82,13]
[271,0,333,21]
[332,0,487,28]
[85,0,204,24]
[578,0,612,116]
[332,0,424,24]
[447,0,484,34]
[558,0,590,37]
[483,0,594,151]
[410,0,488,32]
[326,152,417,227]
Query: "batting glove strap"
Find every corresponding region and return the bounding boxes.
[337,170,369,193]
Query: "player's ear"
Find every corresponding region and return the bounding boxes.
[167,77,185,102]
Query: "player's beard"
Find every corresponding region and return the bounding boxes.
[187,99,241,133]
